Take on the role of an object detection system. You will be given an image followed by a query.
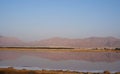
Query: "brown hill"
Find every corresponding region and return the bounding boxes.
[31,37,120,48]
[0,36,120,48]
[0,36,25,47]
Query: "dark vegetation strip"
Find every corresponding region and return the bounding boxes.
[0,47,74,49]
[115,48,120,50]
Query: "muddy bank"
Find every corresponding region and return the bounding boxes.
[0,67,120,74]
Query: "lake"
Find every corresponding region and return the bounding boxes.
[0,50,120,72]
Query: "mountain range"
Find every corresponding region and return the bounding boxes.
[0,35,120,48]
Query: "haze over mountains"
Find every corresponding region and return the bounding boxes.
[0,35,120,48]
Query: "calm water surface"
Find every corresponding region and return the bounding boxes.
[0,50,120,72]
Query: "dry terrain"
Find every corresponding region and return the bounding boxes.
[0,67,120,74]
[0,47,120,52]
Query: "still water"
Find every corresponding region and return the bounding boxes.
[0,50,120,72]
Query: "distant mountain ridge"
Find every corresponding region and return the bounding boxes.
[0,36,25,46]
[31,37,120,48]
[0,36,120,48]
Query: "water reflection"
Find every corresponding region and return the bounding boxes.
[0,50,120,72]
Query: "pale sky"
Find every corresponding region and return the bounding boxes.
[0,0,120,41]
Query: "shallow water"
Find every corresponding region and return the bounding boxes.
[0,50,120,72]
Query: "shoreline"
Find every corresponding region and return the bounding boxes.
[0,47,120,52]
[0,67,120,74]
[0,66,119,73]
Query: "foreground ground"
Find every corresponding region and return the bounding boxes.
[0,67,120,74]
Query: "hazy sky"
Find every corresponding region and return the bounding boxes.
[0,0,120,41]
